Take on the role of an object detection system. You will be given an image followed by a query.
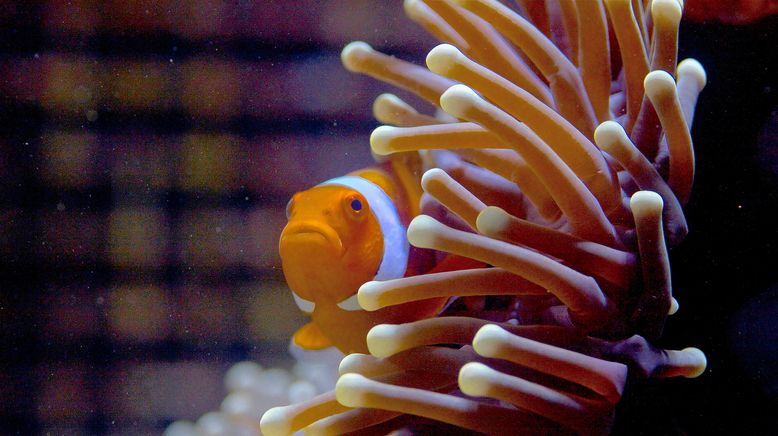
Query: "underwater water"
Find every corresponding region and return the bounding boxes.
[0,1,776,434]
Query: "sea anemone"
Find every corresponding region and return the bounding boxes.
[172,0,711,434]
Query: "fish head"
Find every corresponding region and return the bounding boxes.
[279,183,384,305]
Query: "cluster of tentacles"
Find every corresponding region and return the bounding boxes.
[261,0,708,434]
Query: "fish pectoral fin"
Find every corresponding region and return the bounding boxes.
[293,322,333,350]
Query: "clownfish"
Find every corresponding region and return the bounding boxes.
[280,163,472,354]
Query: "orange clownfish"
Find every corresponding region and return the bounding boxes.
[279,166,450,354]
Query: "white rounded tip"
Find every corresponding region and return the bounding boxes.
[630,190,664,216]
[373,93,414,122]
[420,167,448,190]
[471,324,508,358]
[370,125,395,156]
[259,407,292,436]
[338,353,369,375]
[164,420,197,436]
[681,347,707,378]
[677,58,707,90]
[644,70,676,99]
[366,324,402,358]
[669,297,680,315]
[458,362,495,397]
[593,120,628,153]
[335,373,369,407]
[439,84,480,119]
[406,214,444,249]
[341,41,373,72]
[652,0,682,24]
[357,281,383,311]
[224,361,263,392]
[426,44,462,75]
[475,206,510,236]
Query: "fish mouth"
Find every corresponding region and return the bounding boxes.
[281,222,344,256]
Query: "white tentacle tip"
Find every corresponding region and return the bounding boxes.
[341,41,373,72]
[439,84,481,119]
[373,93,414,122]
[259,407,292,436]
[681,347,707,378]
[475,206,510,236]
[420,167,448,190]
[335,373,369,407]
[370,125,395,155]
[366,324,401,358]
[407,214,444,249]
[644,70,677,97]
[338,353,370,375]
[458,362,495,397]
[357,281,383,311]
[472,324,508,358]
[652,0,682,23]
[593,120,628,153]
[630,190,664,216]
[426,43,462,74]
[677,59,707,90]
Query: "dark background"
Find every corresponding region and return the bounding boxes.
[0,1,776,435]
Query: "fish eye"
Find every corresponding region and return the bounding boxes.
[343,194,367,220]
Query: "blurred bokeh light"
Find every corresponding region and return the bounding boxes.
[0,1,433,433]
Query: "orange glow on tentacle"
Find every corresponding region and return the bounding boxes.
[403,0,470,52]
[476,206,638,289]
[341,41,455,107]
[439,84,620,246]
[456,148,561,221]
[604,0,649,131]
[556,0,579,65]
[407,216,620,331]
[421,168,486,230]
[631,0,683,159]
[453,0,598,137]
[423,0,554,107]
[459,361,614,434]
[359,267,545,311]
[260,391,349,436]
[644,71,694,205]
[302,408,401,436]
[335,373,563,435]
[515,0,551,38]
[595,121,688,246]
[370,123,503,155]
[372,93,442,128]
[630,191,672,340]
[577,0,613,122]
[441,157,532,220]
[471,324,627,404]
[426,45,624,221]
